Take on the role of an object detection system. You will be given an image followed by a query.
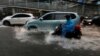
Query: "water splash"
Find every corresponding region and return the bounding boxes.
[45,32,100,51]
[14,27,100,51]
[14,27,29,42]
[14,27,46,45]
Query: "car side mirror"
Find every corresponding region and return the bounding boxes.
[40,18,43,21]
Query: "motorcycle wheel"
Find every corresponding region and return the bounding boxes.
[74,35,81,39]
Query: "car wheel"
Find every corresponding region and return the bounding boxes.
[28,26,37,30]
[3,21,11,26]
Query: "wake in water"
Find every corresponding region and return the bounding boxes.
[14,27,48,45]
[45,32,100,51]
[14,27,100,51]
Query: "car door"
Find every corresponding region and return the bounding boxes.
[38,13,66,30]
[10,14,23,24]
[36,14,53,30]
[53,13,67,26]
[10,14,31,24]
[48,13,77,30]
[16,14,32,24]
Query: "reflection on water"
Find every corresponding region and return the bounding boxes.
[14,27,100,51]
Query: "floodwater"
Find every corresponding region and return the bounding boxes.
[0,26,100,56]
[14,26,100,50]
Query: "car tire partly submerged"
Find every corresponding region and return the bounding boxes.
[3,21,11,26]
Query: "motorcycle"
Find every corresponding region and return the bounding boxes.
[52,24,82,39]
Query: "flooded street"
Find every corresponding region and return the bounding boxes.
[0,26,100,56]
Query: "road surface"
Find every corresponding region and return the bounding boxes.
[0,26,100,56]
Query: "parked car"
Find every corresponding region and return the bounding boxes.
[24,12,80,30]
[92,15,100,26]
[83,17,93,26]
[1,13,35,26]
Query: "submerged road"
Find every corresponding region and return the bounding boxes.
[0,26,100,56]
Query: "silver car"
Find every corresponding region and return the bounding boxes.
[25,12,80,30]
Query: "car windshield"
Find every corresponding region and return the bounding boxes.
[93,16,100,19]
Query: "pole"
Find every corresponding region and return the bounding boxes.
[82,0,85,15]
[49,0,50,9]
[12,0,15,14]
[38,0,39,8]
[8,0,10,5]
[25,0,28,7]
[66,0,67,12]
[13,0,15,5]
[12,8,15,14]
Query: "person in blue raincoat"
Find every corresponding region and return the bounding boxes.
[61,15,76,38]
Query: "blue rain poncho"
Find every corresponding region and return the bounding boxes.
[61,19,76,37]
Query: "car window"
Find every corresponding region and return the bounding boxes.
[70,14,76,19]
[42,13,76,20]
[54,13,76,20]
[54,13,66,20]
[43,14,54,20]
[12,14,30,18]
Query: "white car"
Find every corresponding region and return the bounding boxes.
[1,13,35,26]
